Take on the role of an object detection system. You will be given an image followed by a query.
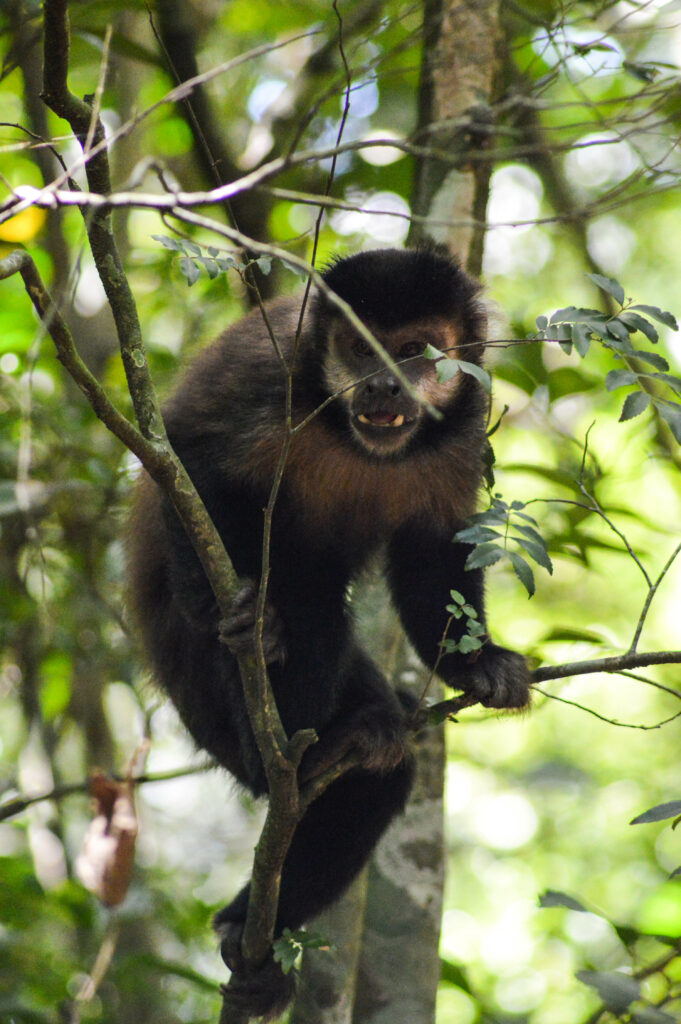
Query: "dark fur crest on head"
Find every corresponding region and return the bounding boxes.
[318,245,484,331]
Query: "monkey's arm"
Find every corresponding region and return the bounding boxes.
[386,523,531,709]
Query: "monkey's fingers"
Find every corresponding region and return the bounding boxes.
[219,581,286,664]
[453,644,532,710]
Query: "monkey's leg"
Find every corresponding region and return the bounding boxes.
[214,755,415,943]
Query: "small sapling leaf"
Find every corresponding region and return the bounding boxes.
[458,635,483,653]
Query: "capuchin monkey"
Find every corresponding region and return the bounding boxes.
[127,247,532,1019]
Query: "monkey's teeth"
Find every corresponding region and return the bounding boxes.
[358,413,406,427]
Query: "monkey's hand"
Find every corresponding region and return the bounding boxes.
[300,701,411,781]
[219,580,286,664]
[450,643,532,710]
[215,919,295,1022]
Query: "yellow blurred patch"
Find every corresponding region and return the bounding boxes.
[0,206,46,242]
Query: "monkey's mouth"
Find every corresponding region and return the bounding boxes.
[356,412,411,428]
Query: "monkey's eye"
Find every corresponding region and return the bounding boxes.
[399,341,425,359]
[352,339,375,358]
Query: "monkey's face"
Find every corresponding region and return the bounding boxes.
[322,317,464,455]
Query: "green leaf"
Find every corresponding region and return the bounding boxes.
[449,590,466,605]
[152,233,185,252]
[512,523,547,546]
[514,535,554,574]
[435,357,459,384]
[458,634,483,653]
[655,400,681,443]
[606,318,631,343]
[272,928,330,974]
[218,255,242,272]
[542,627,606,643]
[255,256,273,275]
[464,543,504,570]
[536,314,548,331]
[576,971,641,1013]
[440,958,473,993]
[630,800,681,825]
[539,890,588,912]
[272,937,300,974]
[199,257,220,280]
[435,357,491,392]
[613,923,643,948]
[629,305,678,330]
[571,321,591,357]
[549,305,578,326]
[454,525,501,544]
[628,349,669,371]
[651,372,681,395]
[455,360,492,393]
[179,257,201,286]
[136,953,218,991]
[586,272,625,306]
[606,368,639,391]
[632,1007,679,1024]
[507,550,535,596]
[428,700,456,726]
[619,391,651,422]
[618,311,659,343]
[623,60,659,83]
[547,367,599,400]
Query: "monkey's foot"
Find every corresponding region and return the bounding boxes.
[215,919,295,1023]
[300,703,411,781]
[219,580,286,664]
[453,644,532,709]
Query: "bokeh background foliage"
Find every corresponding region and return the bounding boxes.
[0,0,681,1022]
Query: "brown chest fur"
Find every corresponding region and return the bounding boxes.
[246,414,480,546]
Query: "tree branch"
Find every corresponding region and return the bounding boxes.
[532,650,681,683]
